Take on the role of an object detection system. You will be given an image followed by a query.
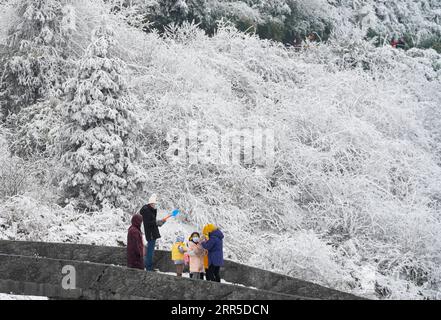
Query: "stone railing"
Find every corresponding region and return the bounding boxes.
[0,240,363,300]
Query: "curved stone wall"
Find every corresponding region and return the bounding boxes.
[0,254,301,300]
[0,240,363,300]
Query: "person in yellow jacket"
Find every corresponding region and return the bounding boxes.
[171,235,187,277]
[202,224,215,276]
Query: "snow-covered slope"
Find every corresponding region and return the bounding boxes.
[0,0,440,300]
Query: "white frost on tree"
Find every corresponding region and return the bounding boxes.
[0,0,74,119]
[60,24,145,211]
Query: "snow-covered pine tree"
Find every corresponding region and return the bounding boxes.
[0,0,73,120]
[60,24,145,211]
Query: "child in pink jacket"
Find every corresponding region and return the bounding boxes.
[187,232,206,280]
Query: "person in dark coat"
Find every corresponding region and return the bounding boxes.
[140,194,165,271]
[127,214,144,270]
[201,224,224,282]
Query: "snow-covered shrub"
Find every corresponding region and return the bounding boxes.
[0,155,34,199]
[0,128,35,199]
[0,195,130,245]
[8,98,62,158]
[249,230,353,290]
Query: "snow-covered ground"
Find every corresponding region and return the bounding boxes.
[157,271,259,290]
[0,293,48,300]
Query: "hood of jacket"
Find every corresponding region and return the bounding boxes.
[131,214,143,230]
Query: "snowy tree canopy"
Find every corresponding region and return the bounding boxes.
[0,0,75,119]
[112,0,441,47]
